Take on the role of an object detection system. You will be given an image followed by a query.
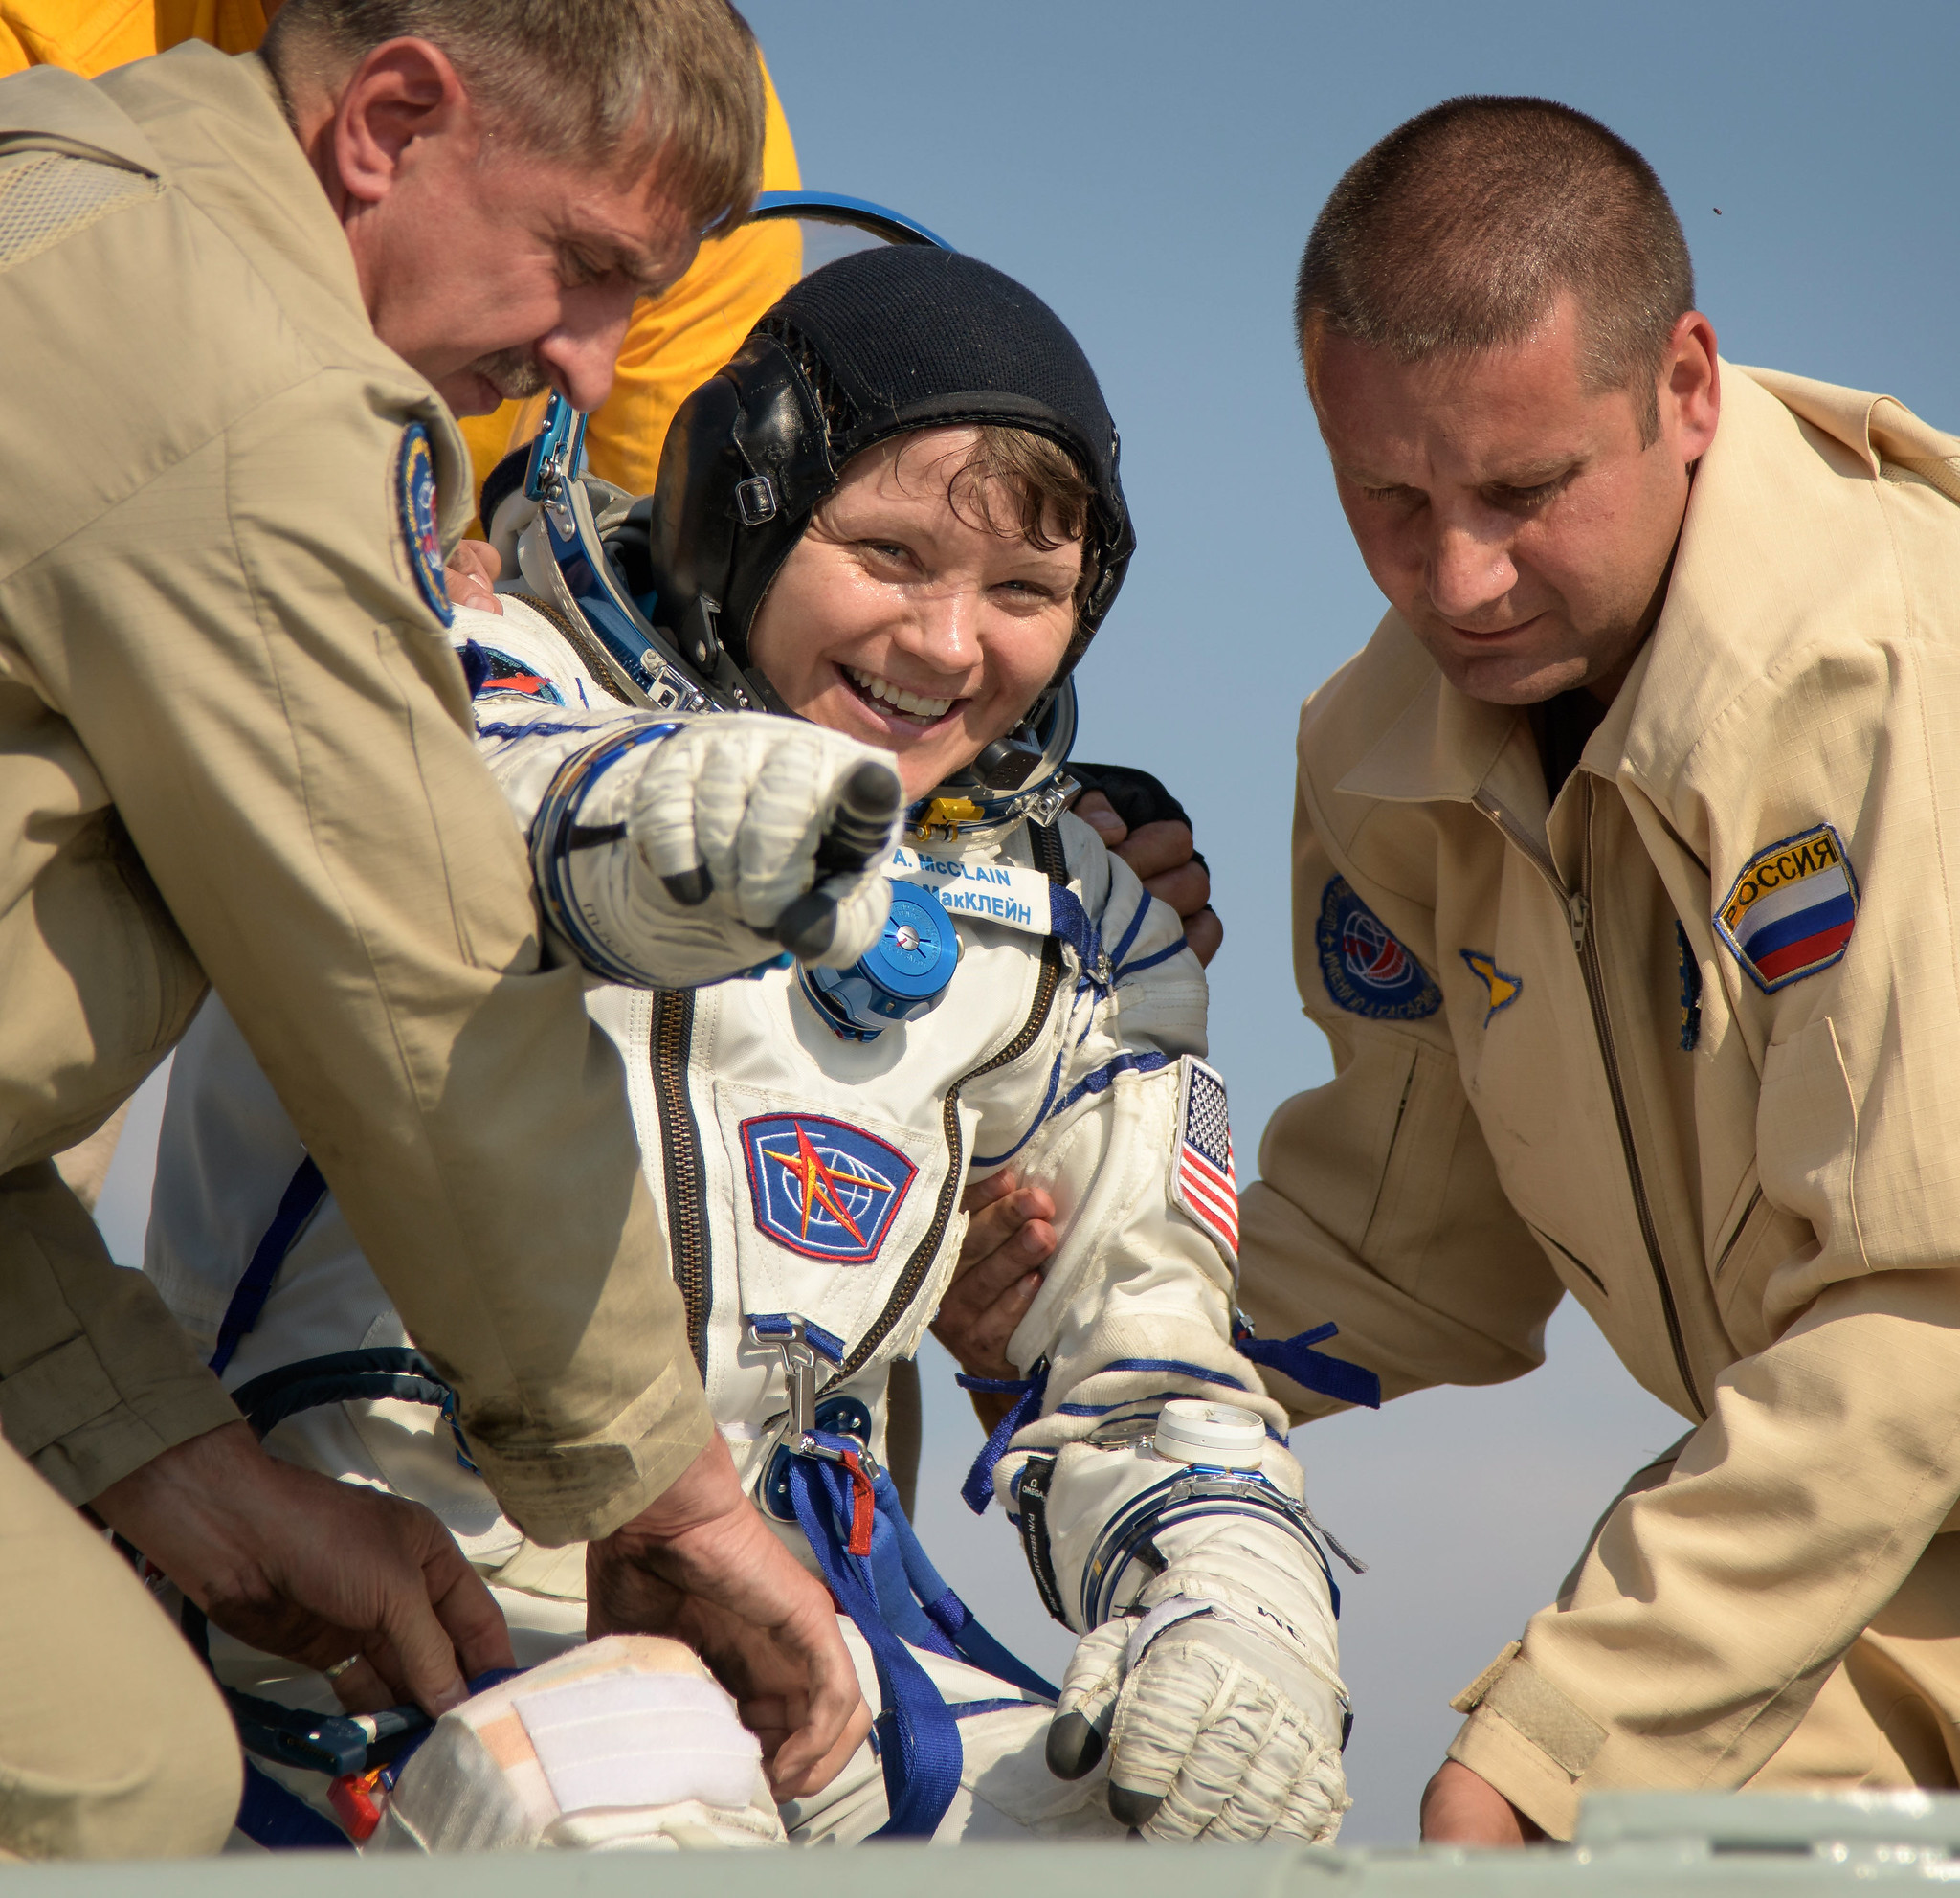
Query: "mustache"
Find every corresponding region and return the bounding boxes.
[463,347,550,401]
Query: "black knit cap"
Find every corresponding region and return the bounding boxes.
[608,244,1134,716]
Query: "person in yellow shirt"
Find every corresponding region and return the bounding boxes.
[0,0,803,510]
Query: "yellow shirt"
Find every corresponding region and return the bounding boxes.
[2,5,805,513]
[0,0,267,73]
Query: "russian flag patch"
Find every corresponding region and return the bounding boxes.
[1171,1057,1238,1262]
[1715,823,1859,994]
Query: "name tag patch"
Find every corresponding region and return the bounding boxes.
[1316,877,1441,1020]
[741,1114,917,1265]
[890,844,1050,934]
[1715,823,1859,994]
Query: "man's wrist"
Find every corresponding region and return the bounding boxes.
[607,1434,746,1545]
[91,1419,270,1592]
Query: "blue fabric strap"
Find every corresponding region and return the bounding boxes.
[864,1465,1059,1703]
[209,1157,328,1375]
[783,1429,1058,1836]
[956,1362,1048,1515]
[1046,885,1102,971]
[747,1310,846,1365]
[785,1450,962,1838]
[1236,1320,1382,1409]
[235,1761,354,1852]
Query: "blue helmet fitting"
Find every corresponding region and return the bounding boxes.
[800,878,961,1039]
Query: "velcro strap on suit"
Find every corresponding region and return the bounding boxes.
[1455,1647,1606,1778]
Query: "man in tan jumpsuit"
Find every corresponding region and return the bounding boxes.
[0,0,871,1859]
[1236,95,1960,1842]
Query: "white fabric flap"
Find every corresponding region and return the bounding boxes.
[515,1672,762,1816]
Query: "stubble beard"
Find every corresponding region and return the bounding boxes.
[466,347,551,402]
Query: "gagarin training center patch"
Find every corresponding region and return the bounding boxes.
[1714,823,1859,994]
[1316,877,1442,1020]
[396,421,452,627]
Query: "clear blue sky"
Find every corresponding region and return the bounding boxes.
[95,0,1960,1844]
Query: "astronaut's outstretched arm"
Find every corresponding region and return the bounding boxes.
[968,834,1350,1842]
[461,608,900,987]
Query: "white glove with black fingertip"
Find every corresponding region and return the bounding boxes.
[531,714,902,991]
[1046,1515,1350,1843]
[627,717,901,980]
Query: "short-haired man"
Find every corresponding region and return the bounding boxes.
[0,0,881,1858]
[1236,95,1960,1841]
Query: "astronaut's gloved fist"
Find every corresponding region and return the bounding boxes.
[627,717,902,982]
[1048,1516,1349,1843]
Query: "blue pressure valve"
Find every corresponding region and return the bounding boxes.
[801,879,959,1039]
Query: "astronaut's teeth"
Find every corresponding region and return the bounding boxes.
[846,666,952,720]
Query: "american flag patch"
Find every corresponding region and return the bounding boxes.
[1172,1057,1237,1261]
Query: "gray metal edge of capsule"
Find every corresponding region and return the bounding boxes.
[11,1793,1960,1889]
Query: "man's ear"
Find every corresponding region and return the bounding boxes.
[1660,310,1721,463]
[332,37,472,207]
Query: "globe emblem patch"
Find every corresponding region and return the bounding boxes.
[1316,876,1442,1020]
[740,1114,918,1264]
[1340,907,1411,990]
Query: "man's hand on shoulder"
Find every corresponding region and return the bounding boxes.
[1419,1760,1544,1845]
[1070,764,1221,967]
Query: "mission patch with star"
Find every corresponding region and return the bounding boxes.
[396,422,451,627]
[740,1113,917,1265]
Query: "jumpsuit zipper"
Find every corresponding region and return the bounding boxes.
[651,987,712,1377]
[651,821,1070,1390]
[1473,783,1704,1418]
[831,820,1070,1382]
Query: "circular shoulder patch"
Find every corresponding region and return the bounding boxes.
[396,423,452,627]
[1316,876,1441,1020]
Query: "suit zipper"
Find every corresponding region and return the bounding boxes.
[1473,785,1704,1418]
[829,820,1071,1384]
[651,988,711,1378]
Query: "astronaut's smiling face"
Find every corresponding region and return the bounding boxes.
[746,429,1084,802]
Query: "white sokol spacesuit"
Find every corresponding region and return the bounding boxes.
[144,245,1352,1849]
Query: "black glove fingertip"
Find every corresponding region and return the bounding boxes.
[1045,1711,1104,1779]
[662,865,713,907]
[1108,1783,1165,1829]
[772,888,838,961]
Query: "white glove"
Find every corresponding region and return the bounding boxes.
[1048,1515,1349,1842]
[531,713,901,990]
[521,709,902,984]
[629,717,901,974]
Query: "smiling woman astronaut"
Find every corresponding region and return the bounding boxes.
[142,244,1352,1849]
